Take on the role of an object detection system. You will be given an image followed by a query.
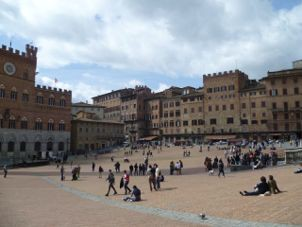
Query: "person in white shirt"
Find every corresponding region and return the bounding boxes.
[155,164,161,189]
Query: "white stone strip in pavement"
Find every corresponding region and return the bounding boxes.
[42,177,298,227]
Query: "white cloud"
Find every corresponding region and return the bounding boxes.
[125,79,144,88]
[36,75,110,103]
[154,83,170,93]
[1,0,302,79]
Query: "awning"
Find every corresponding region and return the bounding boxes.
[138,136,159,141]
[205,135,237,140]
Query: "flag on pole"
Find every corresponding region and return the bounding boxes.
[54,78,58,83]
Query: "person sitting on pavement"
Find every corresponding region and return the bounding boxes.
[123,185,141,202]
[268,175,281,194]
[240,176,270,196]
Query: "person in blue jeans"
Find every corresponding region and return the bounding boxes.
[123,185,141,202]
[240,176,269,196]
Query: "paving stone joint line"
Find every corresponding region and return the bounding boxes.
[42,177,299,227]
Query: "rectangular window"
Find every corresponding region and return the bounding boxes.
[241,103,246,109]
[251,120,258,124]
[284,102,288,111]
[169,121,174,127]
[285,123,289,131]
[228,85,235,91]
[183,121,188,126]
[164,112,168,118]
[297,112,301,119]
[207,88,213,93]
[184,108,187,114]
[273,113,277,120]
[284,113,289,120]
[294,87,299,95]
[273,123,278,131]
[191,107,195,113]
[261,120,267,124]
[192,120,197,126]
[227,117,234,124]
[175,110,181,117]
[241,119,248,125]
[175,101,180,106]
[215,105,219,111]
[169,102,174,107]
[230,104,234,110]
[208,106,212,112]
[210,118,216,125]
[198,106,202,112]
[198,119,203,125]
[272,102,277,109]
[271,89,278,96]
[169,111,174,117]
[261,101,266,108]
[251,102,256,108]
[295,101,300,108]
[283,88,287,95]
[222,105,226,111]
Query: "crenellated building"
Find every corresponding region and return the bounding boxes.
[93,60,302,144]
[0,44,72,165]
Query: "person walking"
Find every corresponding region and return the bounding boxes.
[155,164,161,190]
[218,159,225,177]
[92,162,95,172]
[147,165,157,191]
[105,169,117,196]
[60,165,65,181]
[98,165,104,178]
[3,165,7,178]
[123,170,132,195]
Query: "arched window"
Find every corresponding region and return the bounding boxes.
[8,115,16,129]
[20,141,26,152]
[59,96,66,107]
[47,141,53,151]
[22,89,29,102]
[48,94,55,106]
[35,118,43,130]
[58,142,64,151]
[59,120,65,131]
[0,84,5,98]
[10,87,17,100]
[48,119,54,131]
[21,116,28,129]
[36,92,44,104]
[8,141,15,152]
[34,142,41,152]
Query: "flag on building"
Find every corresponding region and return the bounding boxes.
[54,78,58,83]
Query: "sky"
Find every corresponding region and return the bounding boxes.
[1,0,302,103]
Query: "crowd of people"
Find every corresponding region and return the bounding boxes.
[224,144,278,169]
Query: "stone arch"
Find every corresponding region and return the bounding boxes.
[34,134,43,142]
[6,133,17,143]
[19,134,28,142]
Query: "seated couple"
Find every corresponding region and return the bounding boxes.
[123,185,141,202]
[240,175,281,196]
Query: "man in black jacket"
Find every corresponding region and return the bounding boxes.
[105,169,118,196]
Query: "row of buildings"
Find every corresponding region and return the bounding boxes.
[1,43,301,164]
[92,62,302,144]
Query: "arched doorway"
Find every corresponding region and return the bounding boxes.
[34,142,41,159]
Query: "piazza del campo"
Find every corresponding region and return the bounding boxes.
[1,1,302,227]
